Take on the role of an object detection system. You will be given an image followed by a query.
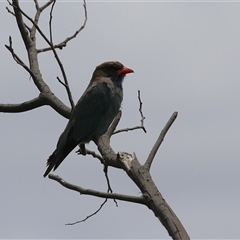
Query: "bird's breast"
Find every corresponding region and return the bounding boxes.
[93,82,123,138]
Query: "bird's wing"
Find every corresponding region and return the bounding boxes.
[43,82,112,177]
[71,82,111,141]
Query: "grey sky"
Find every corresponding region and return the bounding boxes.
[1,1,240,239]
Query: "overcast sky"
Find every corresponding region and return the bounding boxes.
[1,1,240,239]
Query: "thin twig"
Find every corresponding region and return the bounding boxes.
[49,0,56,43]
[6,6,15,16]
[113,126,144,135]
[144,112,178,171]
[76,148,104,164]
[57,76,67,87]
[66,199,108,225]
[103,165,118,207]
[114,90,146,134]
[137,90,147,133]
[6,5,31,31]
[5,36,34,78]
[104,166,112,193]
[37,0,87,53]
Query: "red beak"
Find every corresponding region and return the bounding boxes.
[118,66,134,75]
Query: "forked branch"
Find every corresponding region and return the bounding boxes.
[5,36,34,78]
[113,90,146,134]
[10,0,75,109]
[48,174,146,205]
[37,0,87,53]
[2,0,87,117]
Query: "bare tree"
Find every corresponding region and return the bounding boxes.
[1,1,190,239]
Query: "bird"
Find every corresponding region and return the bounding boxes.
[43,61,134,177]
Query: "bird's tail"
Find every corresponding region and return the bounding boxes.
[43,141,77,177]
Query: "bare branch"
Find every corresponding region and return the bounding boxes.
[66,199,108,225]
[4,38,71,117]
[7,1,85,111]
[42,93,71,119]
[33,0,39,10]
[113,126,144,135]
[7,2,49,93]
[39,0,56,12]
[6,6,15,16]
[48,174,146,205]
[56,76,74,109]
[96,145,119,168]
[49,0,56,44]
[117,152,190,239]
[103,165,118,206]
[87,148,102,159]
[37,0,88,53]
[35,0,55,12]
[104,166,112,193]
[62,165,114,226]
[113,90,146,134]
[10,0,30,48]
[76,147,116,208]
[0,96,45,113]
[11,0,75,109]
[57,76,67,87]
[137,90,147,133]
[6,6,31,31]
[92,111,126,168]
[5,36,34,78]
[144,112,178,171]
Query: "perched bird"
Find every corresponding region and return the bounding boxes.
[43,61,134,177]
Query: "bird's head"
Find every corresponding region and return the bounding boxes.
[92,61,134,88]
